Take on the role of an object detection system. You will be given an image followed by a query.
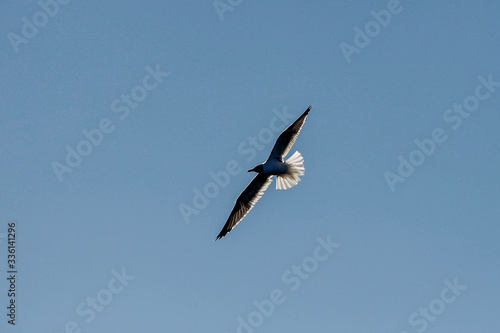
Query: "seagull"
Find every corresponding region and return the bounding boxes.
[216,106,311,240]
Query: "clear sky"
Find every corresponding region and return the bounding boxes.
[1,1,499,332]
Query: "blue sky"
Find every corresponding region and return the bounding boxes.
[1,1,499,332]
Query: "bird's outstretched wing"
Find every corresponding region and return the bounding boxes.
[216,173,273,240]
[268,106,311,160]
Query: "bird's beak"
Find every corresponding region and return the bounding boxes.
[247,167,255,173]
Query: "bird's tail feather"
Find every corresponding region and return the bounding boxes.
[276,151,305,190]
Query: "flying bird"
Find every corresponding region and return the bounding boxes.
[216,106,311,240]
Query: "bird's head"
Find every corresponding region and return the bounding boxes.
[247,164,264,173]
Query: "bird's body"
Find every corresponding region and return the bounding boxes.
[262,158,288,175]
[216,106,311,240]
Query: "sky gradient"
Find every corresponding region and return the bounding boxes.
[1,1,499,332]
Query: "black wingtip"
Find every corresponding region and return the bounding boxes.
[215,232,226,241]
[302,106,311,116]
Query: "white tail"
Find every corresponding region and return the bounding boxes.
[276,151,305,190]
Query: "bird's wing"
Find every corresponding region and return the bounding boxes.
[268,106,311,160]
[216,173,273,240]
